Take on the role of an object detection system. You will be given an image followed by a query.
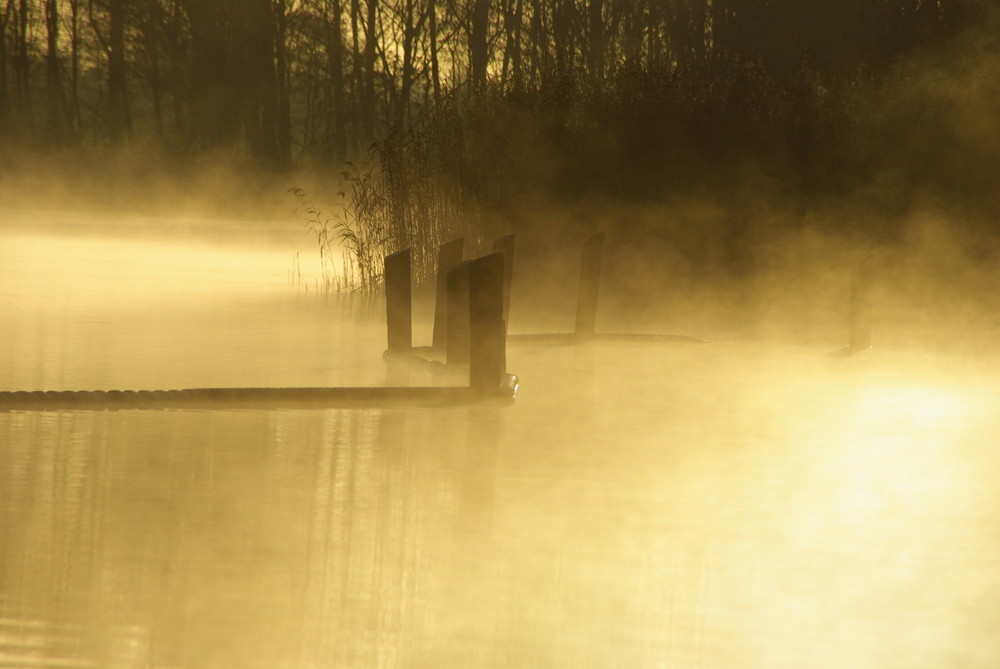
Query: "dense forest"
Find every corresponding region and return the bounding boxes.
[2,1,998,290]
[0,1,988,161]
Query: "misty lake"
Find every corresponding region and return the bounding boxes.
[3,216,1000,668]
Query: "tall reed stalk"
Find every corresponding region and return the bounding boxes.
[293,110,501,293]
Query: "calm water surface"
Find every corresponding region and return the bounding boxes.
[3,223,1000,667]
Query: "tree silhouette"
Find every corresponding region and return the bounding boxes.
[0,0,990,171]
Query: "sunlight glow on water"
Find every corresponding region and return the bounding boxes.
[2,234,289,302]
[854,384,969,427]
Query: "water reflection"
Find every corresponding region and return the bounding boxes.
[5,355,1000,667]
[1,405,510,668]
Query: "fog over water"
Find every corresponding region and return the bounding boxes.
[3,0,999,663]
[3,210,1000,667]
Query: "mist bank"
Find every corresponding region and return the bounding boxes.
[305,10,1000,350]
[2,1,998,352]
[0,145,299,224]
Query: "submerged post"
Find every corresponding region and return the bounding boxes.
[469,253,507,391]
[575,231,605,339]
[432,238,465,350]
[492,233,516,327]
[385,249,412,353]
[849,254,874,351]
[446,260,472,366]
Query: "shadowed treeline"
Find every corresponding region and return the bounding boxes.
[0,1,987,162]
[2,1,999,299]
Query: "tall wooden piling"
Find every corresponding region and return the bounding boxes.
[385,249,412,353]
[446,260,472,366]
[492,233,516,327]
[575,231,605,339]
[432,238,465,350]
[849,254,874,350]
[469,253,507,391]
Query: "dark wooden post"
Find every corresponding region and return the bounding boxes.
[492,233,516,327]
[384,249,412,353]
[447,260,472,366]
[849,254,874,350]
[433,238,465,350]
[469,253,506,391]
[575,231,605,339]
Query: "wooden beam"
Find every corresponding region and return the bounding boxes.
[492,233,516,327]
[432,238,465,350]
[446,260,472,366]
[469,252,507,390]
[384,248,412,353]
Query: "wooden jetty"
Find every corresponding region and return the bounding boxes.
[0,252,517,411]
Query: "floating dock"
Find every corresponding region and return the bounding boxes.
[0,252,516,411]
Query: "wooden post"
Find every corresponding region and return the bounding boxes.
[492,233,516,327]
[446,260,472,366]
[849,254,874,350]
[432,238,465,350]
[575,231,605,339]
[384,249,412,353]
[469,252,506,391]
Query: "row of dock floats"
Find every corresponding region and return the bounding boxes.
[0,251,516,411]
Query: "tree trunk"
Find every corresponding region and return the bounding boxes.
[14,0,30,121]
[397,0,415,126]
[326,0,347,158]
[274,0,291,163]
[247,0,279,163]
[620,0,643,70]
[501,0,523,89]
[0,0,12,128]
[553,0,573,76]
[68,0,81,134]
[163,0,184,140]
[361,0,377,141]
[108,0,129,141]
[45,0,64,140]
[182,0,237,149]
[528,0,547,82]
[350,0,363,149]
[428,0,440,103]
[469,0,489,91]
[586,0,604,78]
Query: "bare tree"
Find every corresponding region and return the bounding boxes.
[66,0,81,134]
[468,0,487,89]
[44,0,65,138]
[360,0,376,140]
[88,0,131,140]
[426,0,439,101]
[499,0,523,89]
[13,0,31,126]
[0,0,14,128]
